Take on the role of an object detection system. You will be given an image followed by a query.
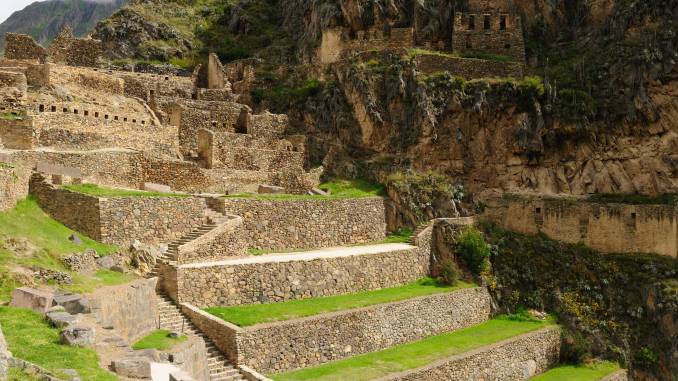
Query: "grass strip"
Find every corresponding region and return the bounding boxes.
[205,278,473,327]
[132,329,187,351]
[272,316,556,381]
[225,179,386,200]
[0,307,117,381]
[531,360,621,381]
[62,183,189,198]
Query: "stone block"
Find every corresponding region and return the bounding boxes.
[169,370,194,381]
[10,287,54,313]
[60,326,95,347]
[112,357,152,378]
[36,162,82,178]
[144,182,172,193]
[258,184,285,194]
[46,311,78,328]
[53,293,90,314]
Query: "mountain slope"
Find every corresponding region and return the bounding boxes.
[0,0,128,51]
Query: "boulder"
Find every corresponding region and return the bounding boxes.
[144,182,171,193]
[53,293,90,314]
[309,187,331,196]
[258,184,285,194]
[46,311,78,328]
[60,326,95,347]
[10,287,54,313]
[170,370,193,381]
[95,255,118,270]
[68,234,82,245]
[112,357,152,378]
[59,369,81,381]
[129,241,161,275]
[110,265,128,274]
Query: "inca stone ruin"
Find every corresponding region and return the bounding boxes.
[0,0,675,380]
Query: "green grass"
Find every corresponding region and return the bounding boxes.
[0,197,130,302]
[225,179,386,201]
[380,228,413,244]
[0,307,117,381]
[0,112,24,120]
[272,316,557,381]
[8,367,42,381]
[205,278,473,327]
[62,184,189,198]
[131,329,187,351]
[531,361,621,381]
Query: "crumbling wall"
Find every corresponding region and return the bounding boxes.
[4,33,47,62]
[48,27,103,67]
[414,55,524,79]
[0,117,35,150]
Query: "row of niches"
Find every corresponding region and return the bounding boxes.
[34,103,150,125]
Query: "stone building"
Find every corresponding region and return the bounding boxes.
[452,0,526,61]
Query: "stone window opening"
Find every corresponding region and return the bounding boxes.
[484,15,491,30]
[465,36,472,49]
[95,112,99,118]
[211,121,217,127]
[468,15,475,30]
[124,117,128,122]
[114,116,119,121]
[133,119,137,123]
[84,110,89,116]
[39,104,44,112]
[631,212,637,221]
[292,147,299,152]
[192,93,198,100]
[141,120,146,125]
[165,76,169,81]
[63,108,68,113]
[500,15,507,30]
[505,43,512,49]
[74,109,78,115]
[105,114,109,120]
[51,106,57,112]
[535,207,542,214]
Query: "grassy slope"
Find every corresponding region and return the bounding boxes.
[205,278,473,327]
[0,307,117,381]
[62,184,188,198]
[531,361,621,381]
[226,179,386,201]
[0,197,132,302]
[272,316,556,381]
[132,329,187,351]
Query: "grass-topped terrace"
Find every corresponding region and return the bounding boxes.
[62,183,189,198]
[531,360,621,381]
[225,179,386,201]
[0,307,116,381]
[205,278,473,327]
[132,329,187,351]
[271,315,557,381]
[0,197,132,302]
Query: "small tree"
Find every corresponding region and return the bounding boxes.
[456,226,490,276]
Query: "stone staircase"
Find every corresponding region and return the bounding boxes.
[158,293,247,381]
[409,223,431,245]
[148,206,228,277]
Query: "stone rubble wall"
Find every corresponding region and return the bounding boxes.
[88,278,160,343]
[181,304,240,365]
[0,162,30,211]
[4,33,47,62]
[248,113,289,139]
[77,72,124,95]
[452,11,526,62]
[30,173,103,241]
[414,55,524,79]
[601,370,629,381]
[48,27,103,68]
[211,145,305,172]
[0,117,36,150]
[98,196,206,246]
[31,102,151,126]
[175,215,249,264]
[483,195,678,258]
[174,103,243,156]
[174,243,431,307]
[376,327,561,381]
[214,197,387,250]
[235,288,492,373]
[30,173,207,245]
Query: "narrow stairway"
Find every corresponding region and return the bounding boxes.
[148,206,228,277]
[158,293,247,381]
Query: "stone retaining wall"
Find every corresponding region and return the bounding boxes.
[30,174,207,245]
[0,117,36,150]
[175,215,249,264]
[166,335,210,381]
[0,163,29,211]
[4,33,47,62]
[185,287,491,373]
[376,327,561,381]
[414,55,524,79]
[89,278,160,343]
[173,229,432,307]
[483,195,678,258]
[214,197,387,250]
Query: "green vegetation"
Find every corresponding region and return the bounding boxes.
[379,228,413,244]
[0,112,23,121]
[407,48,459,59]
[63,183,188,198]
[251,78,324,110]
[0,197,129,302]
[225,178,386,201]
[461,51,514,62]
[205,278,473,327]
[272,316,556,381]
[132,329,187,351]
[456,226,491,276]
[8,367,42,381]
[531,361,621,381]
[438,258,461,286]
[0,307,117,381]
[588,193,678,205]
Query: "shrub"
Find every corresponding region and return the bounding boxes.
[560,329,593,364]
[636,346,658,368]
[456,227,490,276]
[438,259,460,286]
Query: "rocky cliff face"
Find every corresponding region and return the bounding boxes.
[0,0,127,52]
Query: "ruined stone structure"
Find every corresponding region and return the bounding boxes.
[3,34,47,62]
[48,27,104,67]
